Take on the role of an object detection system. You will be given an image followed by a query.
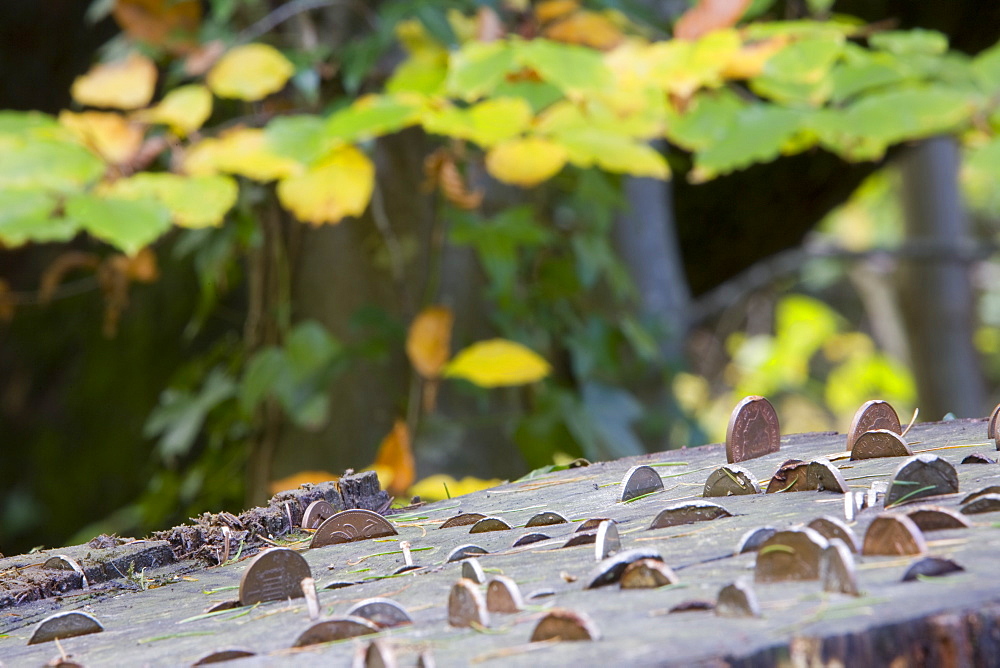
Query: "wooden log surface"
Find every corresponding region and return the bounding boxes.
[2,419,1000,665]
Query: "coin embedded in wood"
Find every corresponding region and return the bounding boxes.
[416,650,437,668]
[669,600,715,613]
[754,528,829,583]
[359,639,397,668]
[448,579,489,628]
[765,459,809,493]
[594,520,621,561]
[302,499,337,529]
[486,575,524,613]
[806,458,849,493]
[649,501,732,530]
[193,649,257,665]
[469,517,511,533]
[850,429,912,460]
[620,465,664,502]
[530,609,600,642]
[239,547,311,606]
[310,509,397,548]
[440,513,486,529]
[822,538,859,596]
[846,400,901,451]
[324,580,358,590]
[446,544,488,562]
[576,518,612,532]
[525,511,568,527]
[726,395,781,464]
[562,531,597,548]
[716,581,761,618]
[861,513,927,556]
[704,464,761,497]
[204,600,241,613]
[28,611,104,645]
[884,455,959,507]
[905,506,971,531]
[461,558,487,584]
[619,558,678,589]
[292,616,380,647]
[346,598,413,628]
[901,556,965,582]
[807,516,861,553]
[960,493,1000,515]
[585,548,664,588]
[961,453,996,464]
[989,402,1000,440]
[960,485,1000,505]
[512,532,551,547]
[735,526,778,554]
[42,555,86,587]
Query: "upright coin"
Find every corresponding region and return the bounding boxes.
[239,547,311,605]
[620,465,664,502]
[726,396,780,464]
[310,509,397,548]
[301,499,337,530]
[850,429,911,460]
[846,400,901,451]
[28,611,103,645]
[989,402,1000,440]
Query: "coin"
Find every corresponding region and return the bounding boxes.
[346,598,413,628]
[850,429,912,460]
[469,517,511,533]
[620,465,664,502]
[448,579,489,628]
[530,609,600,642]
[807,516,860,553]
[862,513,926,556]
[585,548,664,589]
[989,402,1000,440]
[619,559,677,589]
[525,511,568,527]
[301,499,337,530]
[446,544,488,562]
[461,558,486,584]
[486,576,524,613]
[193,649,257,665]
[725,396,780,464]
[703,464,761,497]
[901,556,964,582]
[439,513,486,529]
[716,581,760,618]
[846,400,901,451]
[594,520,620,561]
[239,547,311,605]
[905,506,971,531]
[28,611,104,645]
[754,528,829,583]
[512,532,551,547]
[292,617,379,647]
[822,539,859,596]
[884,454,958,507]
[310,509,397,548]
[649,501,731,530]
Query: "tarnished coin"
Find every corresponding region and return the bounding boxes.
[446,544,488,562]
[989,402,1000,440]
[440,513,486,529]
[292,616,379,647]
[960,485,1000,505]
[204,600,240,614]
[530,609,600,642]
[669,600,715,613]
[239,547,311,606]
[311,509,397,548]
[704,465,761,497]
[726,395,780,464]
[324,580,358,590]
[884,455,958,507]
[846,400,901,451]
[822,538,859,596]
[735,526,778,554]
[486,576,524,613]
[960,493,1000,515]
[765,459,809,493]
[448,579,489,628]
[576,518,612,532]
[755,528,829,583]
[649,501,731,530]
[562,531,597,548]
[901,556,964,582]
[346,598,413,628]
[850,429,912,460]
[861,513,927,556]
[961,453,996,464]
[585,549,664,588]
[525,511,568,527]
[469,517,511,533]
[461,558,486,584]
[302,499,337,529]
[905,506,971,531]
[807,459,849,493]
[807,516,861,553]
[620,465,664,502]
[42,555,87,588]
[716,581,760,618]
[193,649,257,665]
[417,650,437,668]
[28,610,104,645]
[358,639,397,668]
[512,532,551,547]
[595,520,620,561]
[620,559,677,589]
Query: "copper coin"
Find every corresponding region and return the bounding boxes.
[807,516,860,553]
[905,506,971,531]
[448,579,489,628]
[725,396,780,464]
[862,513,926,556]
[884,454,958,507]
[619,559,677,589]
[754,528,829,583]
[850,429,911,460]
[525,511,568,527]
[530,609,600,642]
[439,513,486,529]
[649,501,732,529]
[346,598,413,628]
[469,517,511,533]
[193,649,257,665]
[238,547,311,605]
[989,402,1000,440]
[292,617,379,647]
[310,509,397,548]
[486,576,524,613]
[301,499,337,529]
[846,400,901,450]
[716,581,760,618]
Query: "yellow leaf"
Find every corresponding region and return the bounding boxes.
[721,37,788,79]
[58,111,144,164]
[406,306,454,378]
[207,43,294,101]
[408,474,503,501]
[71,53,157,110]
[372,419,415,496]
[112,0,201,54]
[102,173,238,228]
[555,128,669,178]
[535,0,580,23]
[269,470,338,495]
[276,146,374,224]
[544,11,623,50]
[444,338,551,387]
[183,127,302,181]
[135,85,212,136]
[485,137,567,187]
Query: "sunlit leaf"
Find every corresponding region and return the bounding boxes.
[869,29,948,57]
[647,30,741,98]
[423,98,533,148]
[58,110,144,164]
[406,306,454,379]
[276,145,374,224]
[721,37,788,79]
[535,0,579,23]
[183,127,302,181]
[0,134,105,192]
[0,190,76,247]
[385,57,447,95]
[665,88,747,151]
[135,85,212,136]
[515,39,612,96]
[207,43,294,101]
[112,0,201,53]
[757,33,844,84]
[269,470,338,495]
[447,40,518,101]
[71,53,157,110]
[408,474,503,501]
[555,128,669,178]
[372,419,415,496]
[444,338,551,387]
[674,0,751,41]
[485,137,568,187]
[102,173,238,228]
[544,10,623,50]
[325,95,422,143]
[65,193,171,255]
[693,104,803,178]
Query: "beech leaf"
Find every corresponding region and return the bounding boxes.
[207,43,294,101]
[183,127,302,181]
[406,305,454,378]
[58,110,144,164]
[485,137,568,187]
[135,84,212,136]
[276,146,374,224]
[71,53,157,110]
[444,338,551,387]
[372,419,416,496]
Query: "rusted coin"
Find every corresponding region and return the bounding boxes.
[562,531,597,548]
[28,611,104,645]
[716,581,760,618]
[512,532,551,547]
[989,402,1000,440]
[884,455,958,507]
[861,513,927,556]
[239,547,311,606]
[469,517,511,533]
[850,429,912,460]
[961,453,996,464]
[726,395,780,464]
[703,464,761,497]
[755,528,829,583]
[619,559,678,589]
[486,576,524,613]
[358,639,397,668]
[649,501,732,530]
[530,609,600,642]
[594,520,620,561]
[960,485,1000,505]
[346,598,413,628]
[822,538,859,596]
[960,493,1000,515]
[292,616,379,647]
[193,649,257,665]
[901,556,964,582]
[461,558,487,584]
[311,509,397,548]
[905,506,971,531]
[585,549,664,588]
[525,511,568,527]
[576,518,612,532]
[807,516,861,553]
[846,400,901,451]
[440,513,486,529]
[620,465,664,502]
[765,459,809,493]
[446,544,488,562]
[302,499,337,529]
[448,579,489,628]
[735,526,778,554]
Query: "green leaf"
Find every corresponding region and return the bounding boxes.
[241,347,286,413]
[665,89,746,152]
[555,128,669,178]
[829,49,907,103]
[65,193,172,255]
[325,96,421,143]
[763,34,844,83]
[385,57,447,95]
[424,98,533,148]
[972,41,1000,92]
[515,39,612,96]
[285,321,341,376]
[0,135,104,193]
[265,115,329,165]
[492,80,563,113]
[0,190,76,246]
[415,5,457,48]
[694,105,803,177]
[447,41,518,101]
[105,173,238,228]
[869,29,948,57]
[145,369,237,461]
[0,110,66,137]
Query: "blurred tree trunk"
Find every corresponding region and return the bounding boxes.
[897,136,986,419]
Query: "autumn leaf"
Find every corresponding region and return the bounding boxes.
[722,37,789,79]
[207,43,295,101]
[71,53,157,110]
[674,0,751,41]
[485,137,568,187]
[135,85,212,136]
[269,470,338,495]
[544,11,624,50]
[535,0,580,24]
[444,338,551,387]
[102,173,238,228]
[409,474,503,501]
[183,127,302,181]
[371,419,416,497]
[276,146,374,224]
[58,111,144,164]
[406,306,454,378]
[113,0,201,54]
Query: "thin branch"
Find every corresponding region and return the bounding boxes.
[238,0,377,43]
